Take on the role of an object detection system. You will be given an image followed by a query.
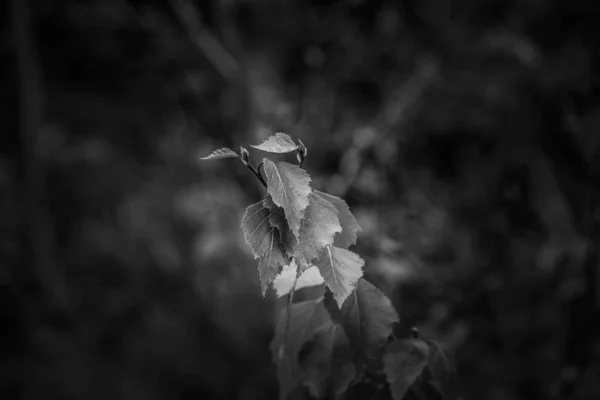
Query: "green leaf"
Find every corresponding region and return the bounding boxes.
[383,339,430,400]
[251,132,298,153]
[241,200,288,295]
[262,159,312,238]
[298,322,356,400]
[315,190,361,249]
[314,246,363,307]
[338,278,399,363]
[270,298,330,400]
[199,147,239,160]
[272,260,325,298]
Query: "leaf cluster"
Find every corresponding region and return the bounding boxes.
[201,133,452,399]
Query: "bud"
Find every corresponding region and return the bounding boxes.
[240,146,250,166]
[411,326,420,339]
[296,139,307,166]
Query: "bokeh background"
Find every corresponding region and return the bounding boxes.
[2,0,600,399]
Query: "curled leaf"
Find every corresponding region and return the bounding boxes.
[251,132,298,153]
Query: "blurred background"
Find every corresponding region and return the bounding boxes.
[2,0,600,399]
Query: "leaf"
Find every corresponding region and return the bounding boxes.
[298,321,356,399]
[315,190,361,249]
[270,298,331,400]
[199,147,239,160]
[241,200,288,295]
[262,159,312,238]
[383,339,430,400]
[273,260,325,298]
[264,195,298,255]
[337,278,399,363]
[313,246,363,307]
[251,132,298,153]
[423,339,459,400]
[296,192,342,263]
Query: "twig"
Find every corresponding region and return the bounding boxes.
[240,147,266,188]
[168,0,240,82]
[329,56,439,197]
[247,163,267,188]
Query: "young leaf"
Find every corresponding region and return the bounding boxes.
[313,246,363,307]
[273,260,324,298]
[241,200,288,295]
[199,147,239,160]
[251,132,298,153]
[383,339,430,400]
[315,190,361,249]
[338,278,399,363]
[262,159,312,238]
[298,321,356,399]
[270,298,330,400]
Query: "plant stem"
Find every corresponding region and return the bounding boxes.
[245,162,266,188]
[282,261,301,358]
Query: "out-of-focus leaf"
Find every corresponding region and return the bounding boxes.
[383,338,430,400]
[273,260,325,298]
[241,200,288,294]
[315,190,361,249]
[270,298,330,400]
[262,159,312,238]
[199,147,239,160]
[251,132,298,153]
[334,278,399,364]
[299,321,356,399]
[314,246,363,307]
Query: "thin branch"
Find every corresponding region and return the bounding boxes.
[328,56,439,196]
[168,0,241,82]
[282,261,302,361]
[246,162,267,188]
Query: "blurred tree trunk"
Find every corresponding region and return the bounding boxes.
[12,0,68,314]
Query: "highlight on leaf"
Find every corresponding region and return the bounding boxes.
[272,260,325,298]
[294,192,342,265]
[262,159,312,238]
[251,132,298,153]
[314,245,363,307]
[199,147,239,160]
[241,200,288,295]
[383,339,430,400]
[315,190,361,249]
